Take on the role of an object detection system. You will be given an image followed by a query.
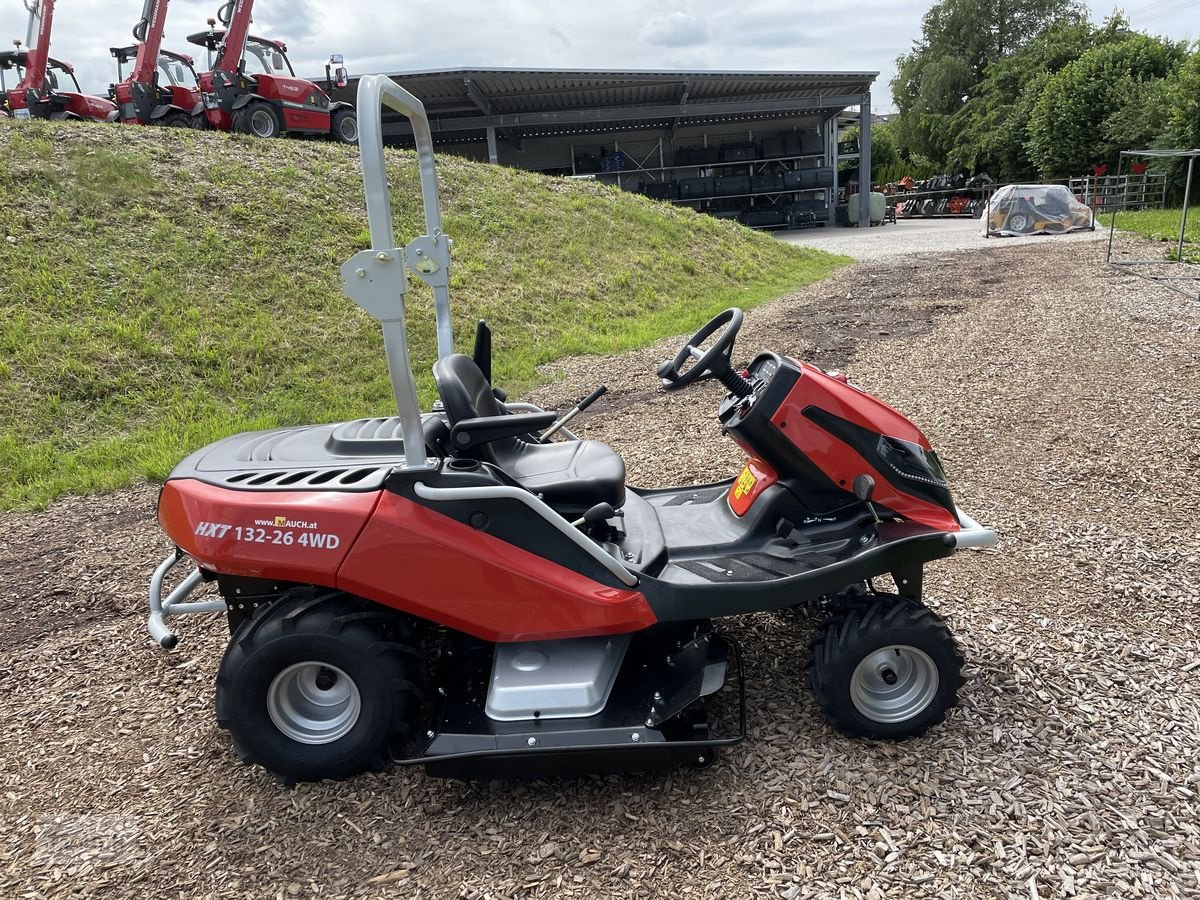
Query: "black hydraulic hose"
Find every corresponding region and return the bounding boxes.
[133,0,154,41]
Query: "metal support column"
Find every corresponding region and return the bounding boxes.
[826,117,838,226]
[486,126,499,164]
[857,92,872,229]
[1178,155,1194,264]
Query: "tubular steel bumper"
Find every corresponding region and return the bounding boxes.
[147,551,224,649]
[949,507,998,550]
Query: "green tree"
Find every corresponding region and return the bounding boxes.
[996,73,1052,181]
[1027,33,1184,177]
[952,18,1100,178]
[892,0,1085,166]
[1165,44,1200,149]
[841,122,899,176]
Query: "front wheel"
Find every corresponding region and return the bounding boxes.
[810,595,963,739]
[157,111,191,128]
[330,107,358,144]
[215,589,423,783]
[233,100,282,138]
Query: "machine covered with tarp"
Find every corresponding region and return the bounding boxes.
[982,184,1095,237]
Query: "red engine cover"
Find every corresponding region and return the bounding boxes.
[60,91,116,121]
[168,84,200,111]
[159,480,657,643]
[251,75,331,132]
[338,492,656,643]
[159,480,379,583]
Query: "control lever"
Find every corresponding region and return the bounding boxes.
[571,502,621,530]
[853,474,882,523]
[539,385,607,442]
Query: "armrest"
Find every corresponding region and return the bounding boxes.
[450,412,557,451]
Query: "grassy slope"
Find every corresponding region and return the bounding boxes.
[0,120,848,509]
[1116,206,1200,262]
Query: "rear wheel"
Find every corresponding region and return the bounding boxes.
[216,589,423,783]
[810,595,963,739]
[157,111,191,128]
[233,100,282,138]
[330,107,358,144]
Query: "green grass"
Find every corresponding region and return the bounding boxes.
[0,120,848,509]
[1116,206,1200,263]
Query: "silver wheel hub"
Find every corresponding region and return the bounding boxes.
[850,645,939,724]
[251,109,276,137]
[267,662,361,744]
[339,116,358,142]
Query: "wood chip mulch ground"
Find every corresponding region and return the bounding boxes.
[1,238,1197,899]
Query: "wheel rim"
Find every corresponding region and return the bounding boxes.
[337,115,358,143]
[267,662,361,744]
[850,645,939,724]
[250,108,277,138]
[1007,213,1029,232]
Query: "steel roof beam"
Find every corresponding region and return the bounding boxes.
[380,93,865,136]
[463,78,493,116]
[668,82,691,139]
[465,77,523,150]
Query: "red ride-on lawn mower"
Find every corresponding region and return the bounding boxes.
[147,76,998,783]
[186,1,355,142]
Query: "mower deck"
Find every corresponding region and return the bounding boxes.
[411,628,744,779]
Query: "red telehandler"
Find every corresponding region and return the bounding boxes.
[187,0,355,142]
[109,0,204,127]
[2,0,116,121]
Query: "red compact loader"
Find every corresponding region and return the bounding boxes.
[187,0,355,142]
[2,0,116,122]
[110,0,203,127]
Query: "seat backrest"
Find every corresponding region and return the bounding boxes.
[433,353,504,422]
[432,353,514,463]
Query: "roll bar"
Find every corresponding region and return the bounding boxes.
[339,75,456,471]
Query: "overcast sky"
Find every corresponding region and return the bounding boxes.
[3,1,1196,112]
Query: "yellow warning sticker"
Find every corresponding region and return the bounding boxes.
[733,466,757,499]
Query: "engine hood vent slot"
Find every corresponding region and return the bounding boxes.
[216,466,388,492]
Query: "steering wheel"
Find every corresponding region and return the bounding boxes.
[657,308,750,395]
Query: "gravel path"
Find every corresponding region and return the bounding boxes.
[2,239,1198,899]
[777,217,1108,261]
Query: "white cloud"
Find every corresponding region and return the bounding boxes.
[640,11,709,49]
[2,0,1193,114]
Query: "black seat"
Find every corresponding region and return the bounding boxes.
[432,354,625,514]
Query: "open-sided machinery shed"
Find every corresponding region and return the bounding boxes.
[329,68,878,228]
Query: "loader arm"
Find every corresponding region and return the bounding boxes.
[126,0,171,87]
[114,0,195,124]
[15,0,53,98]
[212,0,254,76]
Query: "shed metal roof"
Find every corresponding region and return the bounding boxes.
[326,67,877,143]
